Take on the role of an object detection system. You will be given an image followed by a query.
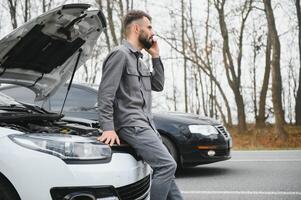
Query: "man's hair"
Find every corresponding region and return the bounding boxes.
[123,10,152,36]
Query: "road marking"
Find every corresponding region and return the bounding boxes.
[228,159,301,162]
[233,150,301,153]
[181,191,301,195]
[232,149,301,153]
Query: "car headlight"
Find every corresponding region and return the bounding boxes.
[188,125,219,136]
[9,134,111,161]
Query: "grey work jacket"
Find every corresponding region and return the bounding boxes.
[97,41,164,131]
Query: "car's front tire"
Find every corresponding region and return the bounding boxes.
[0,175,20,200]
[161,135,179,164]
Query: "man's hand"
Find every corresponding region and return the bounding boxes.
[145,38,160,58]
[97,130,120,146]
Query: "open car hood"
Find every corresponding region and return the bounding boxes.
[0,4,106,101]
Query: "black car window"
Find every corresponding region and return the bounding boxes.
[50,86,97,112]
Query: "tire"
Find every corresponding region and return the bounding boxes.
[161,135,179,164]
[0,176,20,200]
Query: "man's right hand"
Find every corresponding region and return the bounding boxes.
[97,130,120,146]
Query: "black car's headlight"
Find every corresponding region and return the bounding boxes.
[9,134,111,162]
[188,125,219,135]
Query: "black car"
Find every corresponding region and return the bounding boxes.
[0,83,232,167]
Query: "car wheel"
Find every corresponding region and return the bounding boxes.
[161,135,179,164]
[0,177,20,200]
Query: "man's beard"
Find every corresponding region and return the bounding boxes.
[138,30,153,49]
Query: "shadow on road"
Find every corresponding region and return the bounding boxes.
[176,166,235,178]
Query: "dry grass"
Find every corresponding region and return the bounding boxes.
[227,124,301,150]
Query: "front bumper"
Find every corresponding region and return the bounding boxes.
[0,134,151,200]
[51,175,151,200]
[181,133,232,166]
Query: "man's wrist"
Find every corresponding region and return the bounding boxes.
[151,54,160,58]
[101,121,115,132]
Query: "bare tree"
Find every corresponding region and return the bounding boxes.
[117,0,125,43]
[106,0,119,46]
[263,0,288,139]
[256,30,271,127]
[181,0,189,112]
[96,0,112,52]
[7,0,18,29]
[22,0,31,23]
[161,0,233,125]
[42,0,53,12]
[213,0,253,131]
[250,25,259,122]
[295,0,301,125]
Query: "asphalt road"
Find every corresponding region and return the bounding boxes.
[175,150,301,200]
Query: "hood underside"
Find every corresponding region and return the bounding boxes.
[0,4,106,101]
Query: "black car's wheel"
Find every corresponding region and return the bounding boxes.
[161,135,179,164]
[0,177,20,200]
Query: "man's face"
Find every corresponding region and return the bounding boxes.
[137,17,154,49]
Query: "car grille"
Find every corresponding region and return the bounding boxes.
[116,175,151,200]
[215,125,229,138]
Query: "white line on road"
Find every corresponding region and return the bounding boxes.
[181,191,301,195]
[233,150,301,153]
[228,159,301,162]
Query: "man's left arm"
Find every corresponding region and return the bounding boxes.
[145,40,165,92]
[150,57,164,91]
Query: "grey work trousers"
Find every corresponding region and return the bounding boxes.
[118,126,184,200]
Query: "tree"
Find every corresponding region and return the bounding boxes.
[7,0,18,29]
[22,0,31,23]
[256,30,271,127]
[181,0,189,112]
[161,0,234,125]
[263,0,288,139]
[213,0,253,131]
[42,0,53,13]
[295,0,301,125]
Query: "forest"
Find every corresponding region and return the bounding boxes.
[0,0,300,146]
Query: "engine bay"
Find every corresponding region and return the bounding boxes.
[0,120,100,137]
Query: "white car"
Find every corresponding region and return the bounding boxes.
[0,4,151,200]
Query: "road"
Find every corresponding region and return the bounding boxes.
[176,150,301,200]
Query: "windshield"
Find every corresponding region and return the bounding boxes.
[0,91,63,122]
[0,92,23,107]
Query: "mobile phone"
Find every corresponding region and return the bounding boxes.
[146,36,157,49]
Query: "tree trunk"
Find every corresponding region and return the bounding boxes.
[23,0,30,22]
[295,0,301,125]
[181,0,188,112]
[118,0,125,43]
[263,0,288,139]
[214,96,227,125]
[42,0,52,12]
[194,72,201,114]
[7,0,18,29]
[96,0,112,52]
[256,31,271,127]
[214,0,249,131]
[106,0,118,46]
[197,67,207,116]
[234,86,247,131]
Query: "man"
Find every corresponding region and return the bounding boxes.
[97,10,183,200]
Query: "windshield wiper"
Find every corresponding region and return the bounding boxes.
[0,104,31,112]
[0,112,63,122]
[0,102,50,115]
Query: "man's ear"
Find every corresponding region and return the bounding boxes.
[133,24,140,34]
